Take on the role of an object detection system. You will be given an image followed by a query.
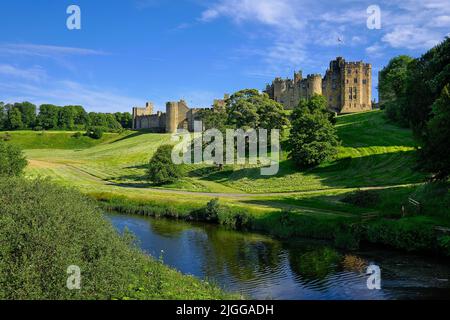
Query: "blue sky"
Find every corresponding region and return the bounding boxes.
[0,0,449,113]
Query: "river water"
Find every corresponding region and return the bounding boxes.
[108,213,450,300]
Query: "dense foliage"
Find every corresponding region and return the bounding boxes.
[378,55,413,126]
[0,102,132,132]
[0,178,233,300]
[378,37,450,180]
[148,145,183,185]
[0,140,27,176]
[288,95,340,168]
[226,89,289,130]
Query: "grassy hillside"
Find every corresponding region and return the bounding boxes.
[1,130,126,150]
[20,110,426,194]
[5,111,449,256]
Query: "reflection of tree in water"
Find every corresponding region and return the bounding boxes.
[289,246,341,288]
[148,218,194,238]
[191,225,284,282]
[342,255,367,273]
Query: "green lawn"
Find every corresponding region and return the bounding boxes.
[20,110,426,195]
[1,130,127,150]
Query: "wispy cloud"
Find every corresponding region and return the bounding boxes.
[0,64,47,82]
[199,0,306,30]
[0,78,143,113]
[382,25,441,50]
[0,43,107,58]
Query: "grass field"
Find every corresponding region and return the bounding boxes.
[22,110,425,196]
[4,110,450,255]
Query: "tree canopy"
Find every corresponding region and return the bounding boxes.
[288,95,340,168]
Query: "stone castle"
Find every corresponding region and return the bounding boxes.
[265,57,372,113]
[132,96,228,133]
[133,57,372,132]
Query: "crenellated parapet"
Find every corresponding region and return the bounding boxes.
[264,57,372,113]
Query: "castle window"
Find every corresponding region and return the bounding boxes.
[363,79,367,85]
[354,78,358,83]
[348,70,352,75]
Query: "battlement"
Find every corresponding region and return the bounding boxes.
[132,95,228,132]
[265,57,372,113]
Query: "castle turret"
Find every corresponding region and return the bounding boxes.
[166,102,179,133]
[306,74,323,98]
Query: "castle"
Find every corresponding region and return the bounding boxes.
[265,57,373,113]
[132,96,228,133]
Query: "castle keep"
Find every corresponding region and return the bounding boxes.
[265,57,372,113]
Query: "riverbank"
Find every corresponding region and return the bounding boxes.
[94,188,450,258]
[0,177,240,300]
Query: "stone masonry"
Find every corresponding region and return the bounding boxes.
[265,57,372,113]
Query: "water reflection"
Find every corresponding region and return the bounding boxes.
[108,213,450,300]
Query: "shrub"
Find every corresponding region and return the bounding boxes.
[72,132,82,139]
[1,132,12,141]
[342,190,380,208]
[204,198,221,222]
[147,145,183,185]
[365,218,436,252]
[86,126,104,139]
[0,178,231,300]
[0,140,27,176]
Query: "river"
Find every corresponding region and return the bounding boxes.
[108,213,450,300]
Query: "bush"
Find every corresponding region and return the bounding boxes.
[0,178,231,300]
[147,145,183,185]
[365,218,436,252]
[204,198,221,222]
[342,190,381,208]
[1,132,12,141]
[0,140,27,177]
[86,126,104,139]
[72,132,82,139]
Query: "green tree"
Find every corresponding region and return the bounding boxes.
[199,108,228,132]
[114,112,133,129]
[58,106,76,129]
[0,102,5,130]
[7,107,23,130]
[420,84,450,180]
[378,55,413,126]
[226,89,289,130]
[406,38,450,138]
[288,96,340,168]
[0,140,27,176]
[148,145,183,185]
[14,102,36,129]
[37,104,60,129]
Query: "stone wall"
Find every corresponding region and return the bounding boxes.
[265,57,372,113]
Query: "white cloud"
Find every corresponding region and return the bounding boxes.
[199,0,305,30]
[0,43,107,58]
[365,43,385,58]
[0,79,143,113]
[0,64,47,82]
[382,25,441,49]
[427,15,450,27]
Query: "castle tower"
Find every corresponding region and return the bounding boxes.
[306,74,323,98]
[132,102,154,129]
[294,70,302,84]
[166,102,179,133]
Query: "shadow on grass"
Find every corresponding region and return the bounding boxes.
[197,150,424,190]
